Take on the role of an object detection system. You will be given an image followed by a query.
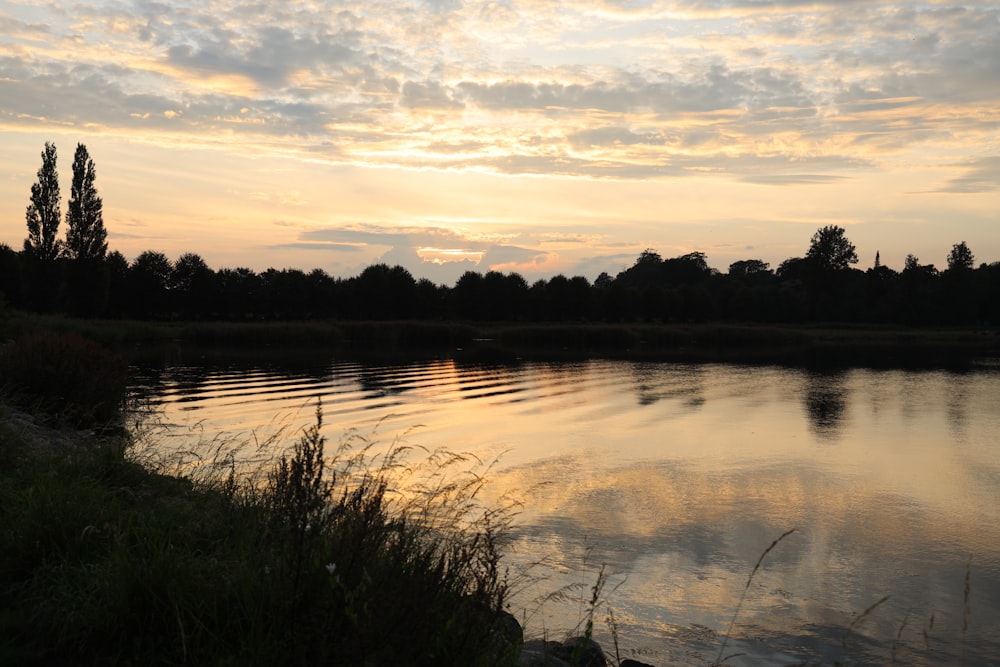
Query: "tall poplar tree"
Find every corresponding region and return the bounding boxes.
[64,143,107,261]
[24,142,61,261]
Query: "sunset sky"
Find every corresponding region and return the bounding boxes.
[1,0,998,284]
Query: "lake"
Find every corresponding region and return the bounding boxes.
[129,352,1000,666]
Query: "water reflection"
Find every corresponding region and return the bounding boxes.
[129,358,1000,666]
[944,372,971,440]
[803,371,848,441]
[630,363,706,408]
[498,452,1000,666]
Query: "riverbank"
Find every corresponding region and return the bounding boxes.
[0,399,526,666]
[7,312,999,368]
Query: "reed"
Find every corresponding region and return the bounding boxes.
[714,528,797,665]
[0,399,521,666]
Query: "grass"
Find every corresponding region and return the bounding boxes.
[0,399,522,666]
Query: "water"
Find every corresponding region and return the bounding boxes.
[129,354,1000,666]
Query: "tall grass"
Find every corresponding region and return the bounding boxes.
[0,399,521,666]
[0,330,128,426]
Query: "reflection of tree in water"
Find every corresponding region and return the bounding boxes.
[630,362,705,408]
[945,372,970,440]
[804,372,847,441]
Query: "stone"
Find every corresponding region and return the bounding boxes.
[518,636,607,667]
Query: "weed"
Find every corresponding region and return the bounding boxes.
[0,398,521,666]
[842,594,891,652]
[714,528,797,665]
[0,330,128,427]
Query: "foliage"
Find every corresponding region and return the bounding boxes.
[23,142,62,262]
[947,241,975,273]
[4,181,1000,328]
[806,225,858,273]
[728,259,771,280]
[0,402,520,666]
[64,143,107,261]
[0,331,128,427]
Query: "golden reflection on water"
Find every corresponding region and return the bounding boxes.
[133,358,1000,665]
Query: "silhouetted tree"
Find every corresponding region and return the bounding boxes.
[129,250,173,317]
[776,257,809,281]
[352,264,417,319]
[0,243,24,308]
[305,268,338,318]
[24,142,61,261]
[172,253,216,318]
[903,254,937,278]
[942,242,978,323]
[615,249,663,289]
[978,262,1000,324]
[481,271,528,321]
[946,241,974,273]
[216,267,261,319]
[566,275,593,320]
[64,143,107,261]
[104,250,130,316]
[454,271,486,320]
[728,259,772,281]
[863,250,898,321]
[802,226,859,319]
[594,272,613,290]
[414,277,447,319]
[806,225,857,273]
[662,252,712,285]
[900,254,941,324]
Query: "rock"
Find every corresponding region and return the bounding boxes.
[519,639,572,667]
[621,660,657,667]
[495,609,524,646]
[518,636,607,667]
[559,637,607,667]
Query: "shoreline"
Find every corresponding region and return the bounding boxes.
[7,313,999,369]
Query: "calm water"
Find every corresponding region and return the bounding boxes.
[130,354,1000,666]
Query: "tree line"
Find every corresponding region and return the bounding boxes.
[2,143,998,326]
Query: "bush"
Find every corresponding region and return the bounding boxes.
[0,331,128,427]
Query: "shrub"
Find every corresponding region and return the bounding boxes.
[0,331,128,427]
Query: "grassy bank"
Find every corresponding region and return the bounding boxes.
[0,393,520,666]
[7,313,998,368]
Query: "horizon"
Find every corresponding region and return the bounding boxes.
[2,1,998,285]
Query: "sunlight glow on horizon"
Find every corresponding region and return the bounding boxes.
[1,0,998,283]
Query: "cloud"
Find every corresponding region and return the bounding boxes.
[935,157,1000,194]
[165,27,358,90]
[568,126,662,149]
[741,174,850,186]
[1,0,998,186]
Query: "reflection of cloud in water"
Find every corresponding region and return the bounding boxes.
[495,454,1000,666]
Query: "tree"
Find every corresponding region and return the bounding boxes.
[662,252,711,284]
[24,142,61,261]
[172,252,216,318]
[129,250,173,316]
[776,257,809,281]
[728,259,771,280]
[615,248,663,289]
[64,143,107,261]
[946,241,974,272]
[806,225,858,272]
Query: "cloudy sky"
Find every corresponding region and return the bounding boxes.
[1,0,998,283]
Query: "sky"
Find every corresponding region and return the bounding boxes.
[1,0,998,285]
